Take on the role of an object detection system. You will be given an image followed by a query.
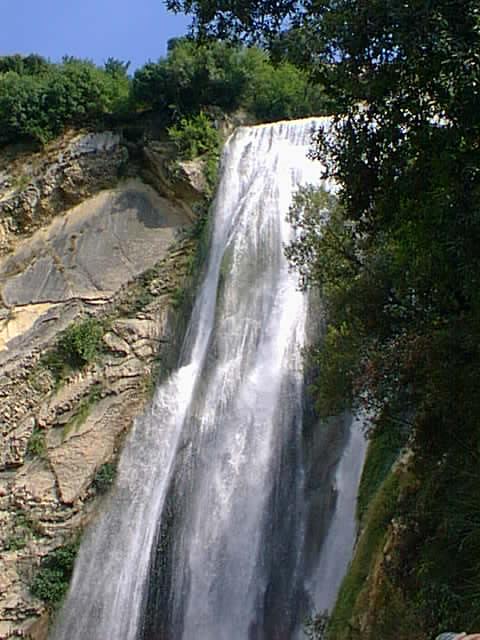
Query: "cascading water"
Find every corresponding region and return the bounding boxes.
[51,118,366,640]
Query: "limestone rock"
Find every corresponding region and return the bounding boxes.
[0,131,127,254]
[0,417,35,471]
[0,126,199,637]
[142,141,207,213]
[103,331,130,356]
[0,180,190,308]
[48,393,138,504]
[175,158,208,200]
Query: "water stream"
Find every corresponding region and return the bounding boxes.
[51,118,366,640]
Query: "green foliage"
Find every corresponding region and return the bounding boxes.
[57,317,104,369]
[168,112,220,197]
[62,385,103,439]
[328,473,401,639]
[93,461,116,494]
[165,0,301,41]
[286,186,359,300]
[132,39,248,115]
[168,112,219,160]
[0,54,50,76]
[356,416,408,522]
[104,57,130,78]
[244,58,327,121]
[286,187,364,417]
[30,540,80,608]
[26,427,47,459]
[39,349,66,384]
[4,511,43,551]
[0,56,129,145]
[399,458,480,635]
[0,73,49,144]
[170,285,186,309]
[4,532,28,551]
[132,39,328,122]
[41,318,104,383]
[203,150,220,196]
[0,42,327,147]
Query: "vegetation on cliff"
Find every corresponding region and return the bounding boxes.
[168,0,480,637]
[0,39,329,147]
[0,56,129,145]
[30,539,81,609]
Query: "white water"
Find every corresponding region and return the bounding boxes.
[51,118,365,640]
[306,415,367,612]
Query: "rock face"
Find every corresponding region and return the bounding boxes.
[0,127,205,639]
[0,180,189,308]
[0,132,127,255]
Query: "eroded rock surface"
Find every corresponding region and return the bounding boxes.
[0,127,204,639]
[0,132,127,255]
[0,180,189,308]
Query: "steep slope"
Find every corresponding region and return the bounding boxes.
[0,128,206,639]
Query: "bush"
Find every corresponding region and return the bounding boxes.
[57,318,104,369]
[0,44,329,148]
[168,112,219,160]
[93,462,116,494]
[0,72,49,144]
[0,54,50,76]
[131,39,248,116]
[26,428,47,458]
[41,318,104,383]
[241,52,328,121]
[328,473,401,639]
[30,540,80,607]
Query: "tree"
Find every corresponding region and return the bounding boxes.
[164,0,304,41]
[0,54,50,76]
[172,0,480,441]
[131,38,328,121]
[0,57,130,145]
[165,1,480,634]
[104,57,131,78]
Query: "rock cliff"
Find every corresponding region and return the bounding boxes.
[0,128,206,639]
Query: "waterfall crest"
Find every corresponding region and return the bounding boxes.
[51,118,364,640]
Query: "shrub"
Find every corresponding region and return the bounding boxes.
[57,318,104,369]
[168,112,219,160]
[30,540,80,607]
[131,39,248,116]
[62,385,103,439]
[26,428,46,458]
[204,150,220,196]
[246,60,328,121]
[0,72,49,144]
[93,462,116,494]
[39,349,66,384]
[40,318,104,383]
[0,54,50,76]
[170,285,186,309]
[4,533,28,551]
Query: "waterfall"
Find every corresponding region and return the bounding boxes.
[51,118,365,640]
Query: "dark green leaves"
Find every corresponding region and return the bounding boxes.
[0,57,129,145]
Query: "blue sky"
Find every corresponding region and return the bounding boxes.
[1,0,191,70]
